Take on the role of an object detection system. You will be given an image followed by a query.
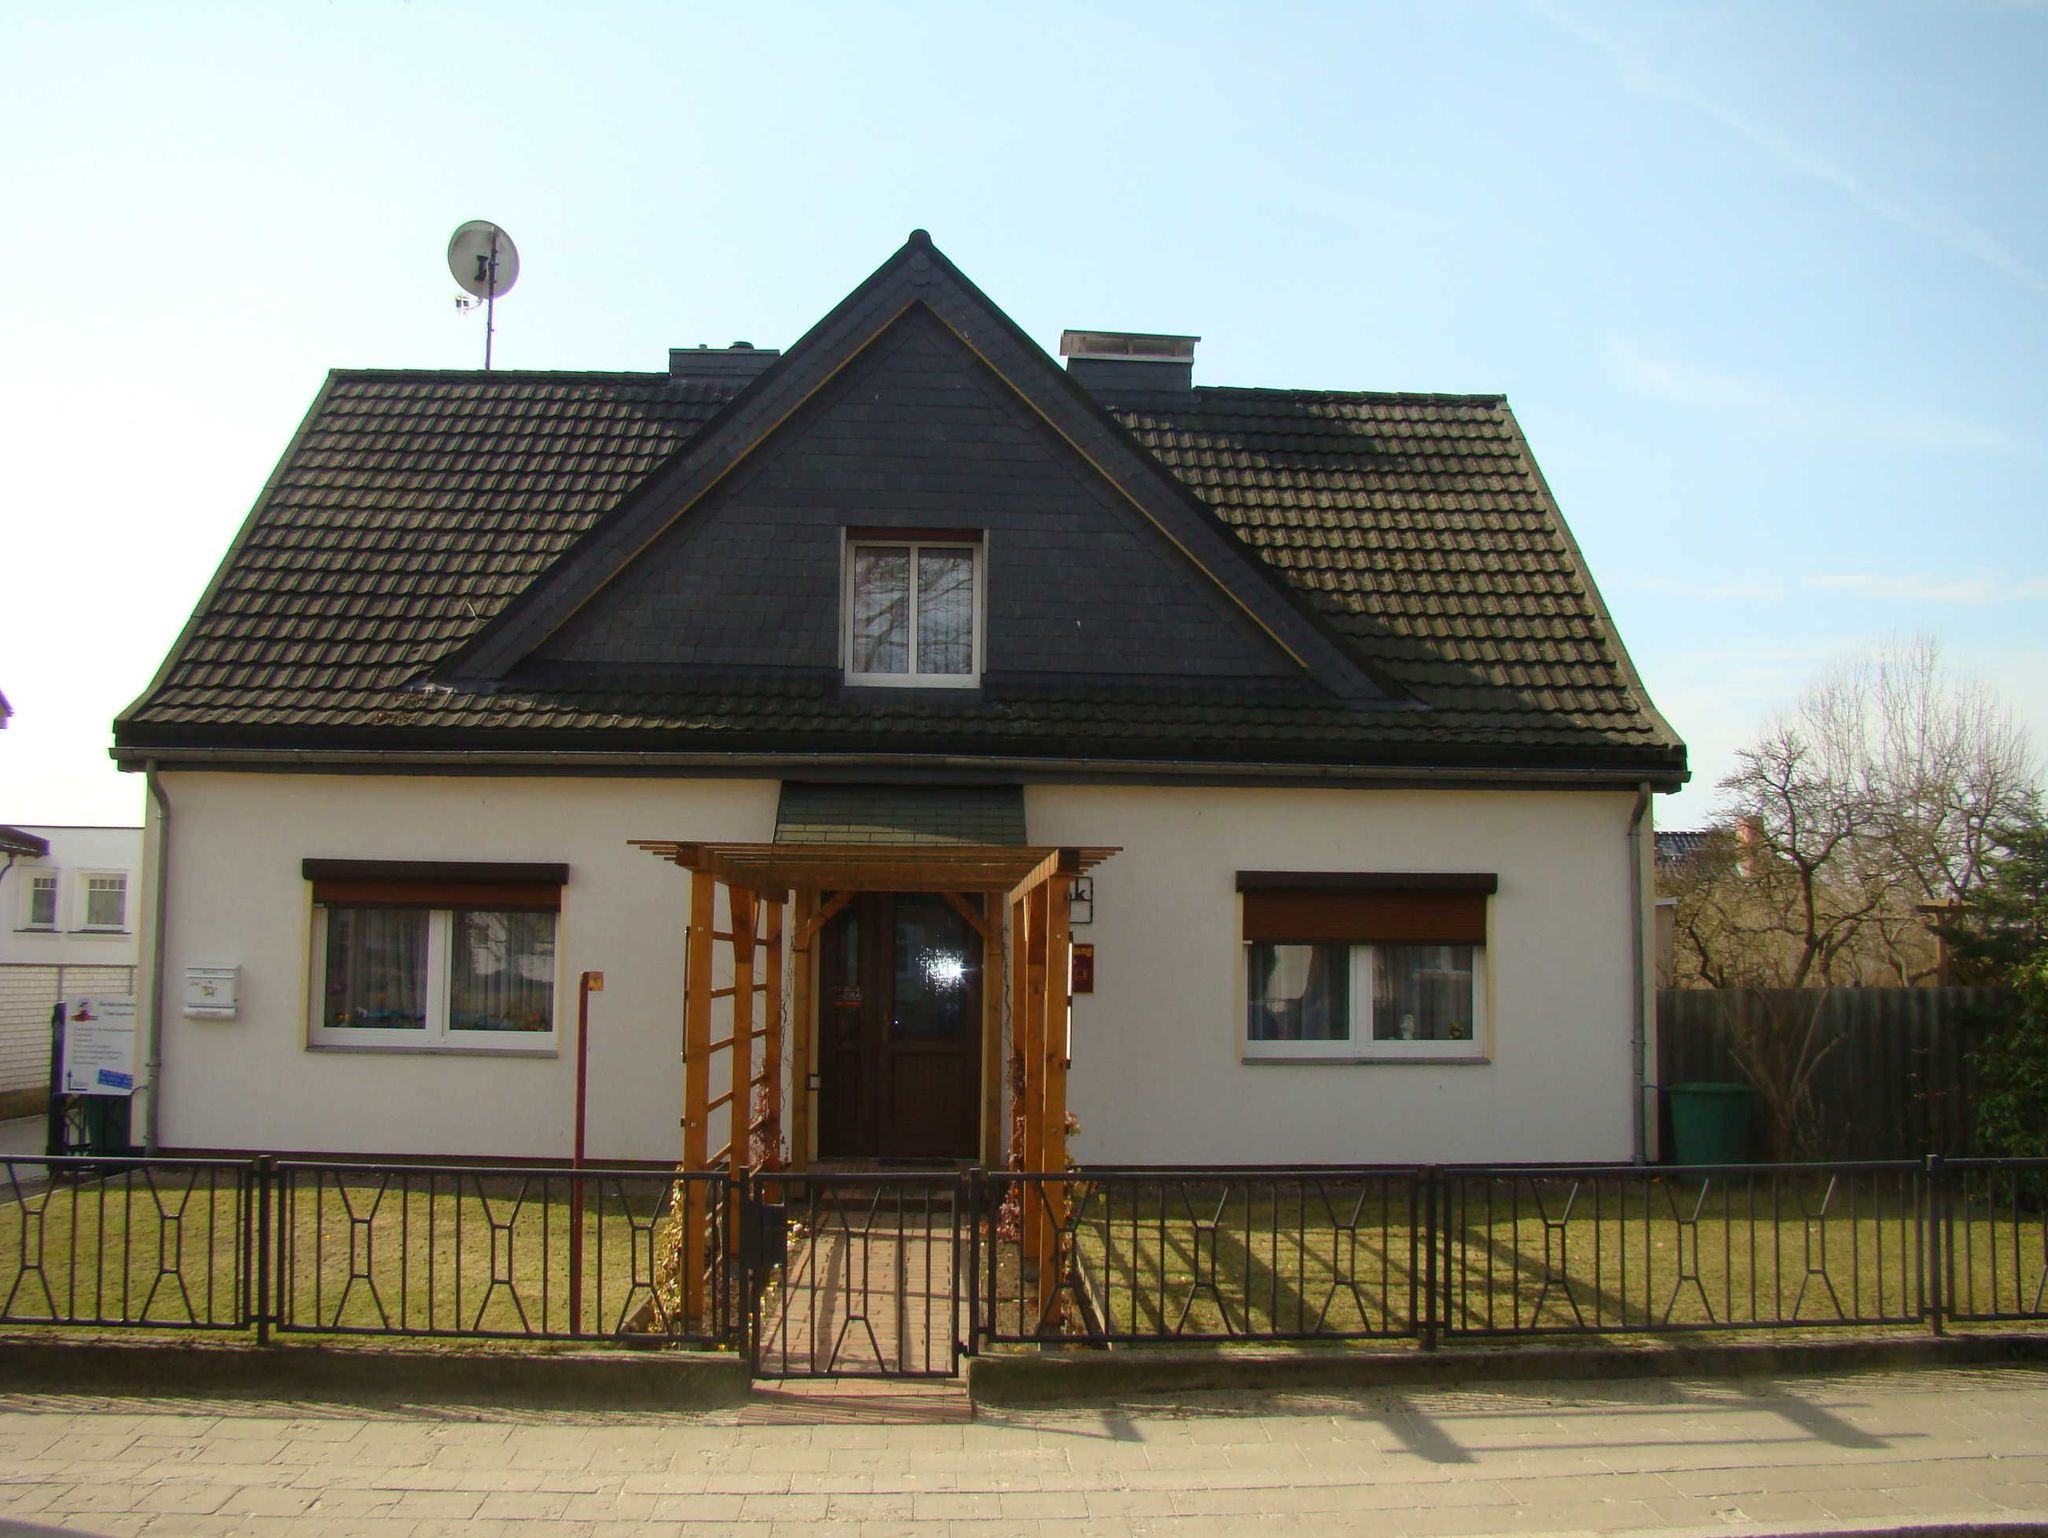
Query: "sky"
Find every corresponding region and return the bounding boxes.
[2,0,2043,829]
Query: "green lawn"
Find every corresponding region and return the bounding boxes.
[0,1164,724,1340]
[6,1163,2042,1348]
[985,1171,2048,1342]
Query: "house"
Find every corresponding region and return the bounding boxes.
[0,824,144,1117]
[112,232,1686,1172]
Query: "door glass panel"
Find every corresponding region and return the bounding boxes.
[891,895,977,1040]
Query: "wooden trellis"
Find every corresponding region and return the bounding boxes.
[633,837,1114,1328]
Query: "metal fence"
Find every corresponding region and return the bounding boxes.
[272,1162,728,1346]
[1,1153,2043,1359]
[982,1168,1424,1346]
[0,1156,254,1330]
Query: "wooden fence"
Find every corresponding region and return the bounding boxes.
[1656,986,2018,1161]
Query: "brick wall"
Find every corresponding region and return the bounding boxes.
[0,963,138,1117]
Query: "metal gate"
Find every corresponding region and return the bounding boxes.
[742,1170,969,1379]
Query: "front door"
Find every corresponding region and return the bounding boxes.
[817,893,983,1160]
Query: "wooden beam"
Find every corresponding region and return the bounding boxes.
[980,891,1004,1167]
[729,890,757,1183]
[1021,880,1049,1268]
[787,889,817,1172]
[762,895,785,1169]
[793,888,854,951]
[940,890,994,942]
[1007,893,1028,1172]
[1041,873,1075,1328]
[682,870,714,1324]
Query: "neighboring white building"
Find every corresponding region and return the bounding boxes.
[0,824,144,1116]
[113,235,1687,1168]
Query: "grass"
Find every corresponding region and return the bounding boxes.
[4,1163,2043,1350]
[983,1170,2048,1343]
[0,1163,723,1341]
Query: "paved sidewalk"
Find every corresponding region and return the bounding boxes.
[0,1365,2045,1536]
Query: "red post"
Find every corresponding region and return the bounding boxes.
[569,970,601,1334]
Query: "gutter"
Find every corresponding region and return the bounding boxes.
[111,745,1688,793]
[144,763,171,1154]
[1627,782,1652,1165]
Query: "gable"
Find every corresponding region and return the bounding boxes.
[524,306,1300,690]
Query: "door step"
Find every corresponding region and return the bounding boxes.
[740,1378,972,1424]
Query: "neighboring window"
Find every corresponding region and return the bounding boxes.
[844,538,981,685]
[26,873,58,929]
[305,861,565,1052]
[81,874,127,931]
[1239,874,1494,1061]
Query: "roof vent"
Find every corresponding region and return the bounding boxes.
[1059,330,1199,395]
[668,342,781,387]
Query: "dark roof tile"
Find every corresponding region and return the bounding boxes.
[118,366,1682,777]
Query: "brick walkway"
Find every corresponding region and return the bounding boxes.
[2,1365,2046,1534]
[752,1203,960,1380]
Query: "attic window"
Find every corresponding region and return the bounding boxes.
[844,536,982,687]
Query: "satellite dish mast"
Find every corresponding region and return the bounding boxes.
[448,221,520,369]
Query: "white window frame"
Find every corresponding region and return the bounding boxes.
[76,871,129,933]
[23,871,59,930]
[308,904,559,1055]
[841,536,985,687]
[1242,942,1488,1063]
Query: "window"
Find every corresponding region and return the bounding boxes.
[81,874,127,931]
[25,873,58,929]
[1239,873,1494,1062]
[304,861,565,1053]
[844,537,982,685]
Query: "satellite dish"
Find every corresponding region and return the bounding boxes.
[448,220,519,299]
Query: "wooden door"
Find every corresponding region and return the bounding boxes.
[817,893,983,1160]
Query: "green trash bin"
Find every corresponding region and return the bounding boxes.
[1667,1081,1752,1166]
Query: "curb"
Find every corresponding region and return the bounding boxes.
[964,1332,2048,1405]
[0,1336,749,1409]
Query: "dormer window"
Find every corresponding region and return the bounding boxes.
[844,535,982,686]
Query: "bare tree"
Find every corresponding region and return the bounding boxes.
[1698,636,2038,989]
[1663,638,2037,1155]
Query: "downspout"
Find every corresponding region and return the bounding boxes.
[1627,782,1653,1165]
[144,762,171,1154]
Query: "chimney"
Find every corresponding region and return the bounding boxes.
[668,341,781,387]
[1058,330,1199,396]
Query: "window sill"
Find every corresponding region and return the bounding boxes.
[67,928,131,937]
[308,1041,559,1059]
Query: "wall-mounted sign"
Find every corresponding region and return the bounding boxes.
[1070,876,1094,926]
[1070,943,1095,995]
[62,996,137,1096]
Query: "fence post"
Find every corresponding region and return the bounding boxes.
[1421,1167,1440,1352]
[965,1167,982,1358]
[1924,1154,1945,1337]
[253,1156,274,1346]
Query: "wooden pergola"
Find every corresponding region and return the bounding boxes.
[631,836,1117,1322]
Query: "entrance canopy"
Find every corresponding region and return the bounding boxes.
[629,838,1115,896]
[634,815,1116,1331]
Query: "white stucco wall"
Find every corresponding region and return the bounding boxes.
[147,772,776,1162]
[144,771,1647,1166]
[1029,784,1645,1166]
[1,825,145,969]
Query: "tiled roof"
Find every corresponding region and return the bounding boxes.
[1655,829,1719,867]
[118,370,1684,779]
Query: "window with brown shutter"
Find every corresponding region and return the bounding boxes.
[1238,873,1493,1061]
